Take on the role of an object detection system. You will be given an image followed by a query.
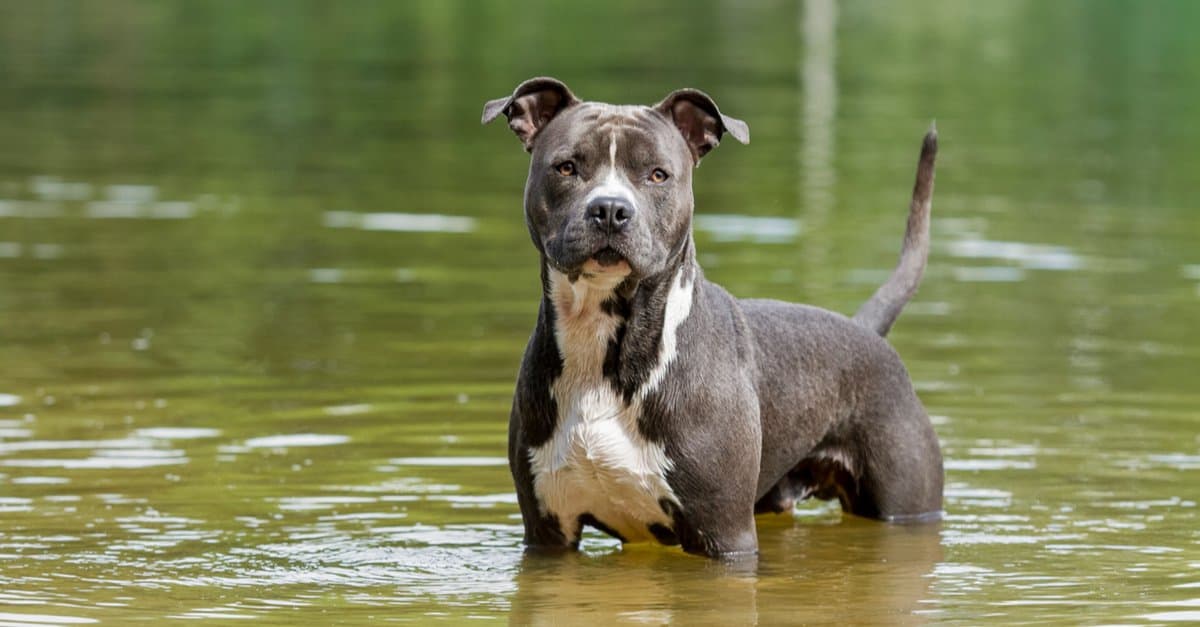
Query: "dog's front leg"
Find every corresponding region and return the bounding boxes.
[508,400,575,552]
[668,455,761,558]
[657,399,763,559]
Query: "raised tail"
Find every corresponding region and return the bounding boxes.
[852,125,938,336]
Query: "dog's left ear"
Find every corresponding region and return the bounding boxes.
[482,77,580,152]
[654,89,749,163]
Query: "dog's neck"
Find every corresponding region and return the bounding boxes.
[540,240,697,402]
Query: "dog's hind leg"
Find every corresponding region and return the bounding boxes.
[763,398,943,521]
[854,404,944,521]
[828,401,944,521]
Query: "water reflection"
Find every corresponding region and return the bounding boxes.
[510,521,943,626]
[134,427,222,440]
[947,238,1083,271]
[693,214,801,244]
[0,436,188,470]
[240,434,351,449]
[323,211,477,234]
[0,612,98,625]
[0,178,236,222]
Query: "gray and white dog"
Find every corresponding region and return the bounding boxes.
[483,77,942,558]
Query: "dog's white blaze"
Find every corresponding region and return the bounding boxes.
[584,130,637,209]
[531,267,692,543]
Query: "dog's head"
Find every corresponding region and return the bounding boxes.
[483,77,748,282]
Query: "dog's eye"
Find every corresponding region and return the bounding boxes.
[555,161,576,176]
[649,168,669,184]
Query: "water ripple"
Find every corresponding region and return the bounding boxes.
[133,428,222,440]
[0,612,98,625]
[323,211,476,233]
[242,434,350,449]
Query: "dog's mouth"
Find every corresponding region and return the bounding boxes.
[574,245,633,281]
[545,235,636,279]
[591,246,626,267]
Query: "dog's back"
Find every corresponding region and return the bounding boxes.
[737,127,942,519]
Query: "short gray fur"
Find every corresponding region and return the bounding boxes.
[484,77,942,558]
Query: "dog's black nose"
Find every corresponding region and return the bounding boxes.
[586,196,635,233]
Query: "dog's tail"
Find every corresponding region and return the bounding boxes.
[852,125,938,337]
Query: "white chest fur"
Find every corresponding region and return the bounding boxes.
[529,265,693,543]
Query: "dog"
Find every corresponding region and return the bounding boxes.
[483,77,942,558]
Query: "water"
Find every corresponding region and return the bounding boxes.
[1,1,1198,624]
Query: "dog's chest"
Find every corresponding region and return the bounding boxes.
[531,379,674,543]
[528,271,680,543]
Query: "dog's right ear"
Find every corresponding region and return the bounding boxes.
[482,77,579,152]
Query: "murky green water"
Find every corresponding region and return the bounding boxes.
[2,1,1198,624]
